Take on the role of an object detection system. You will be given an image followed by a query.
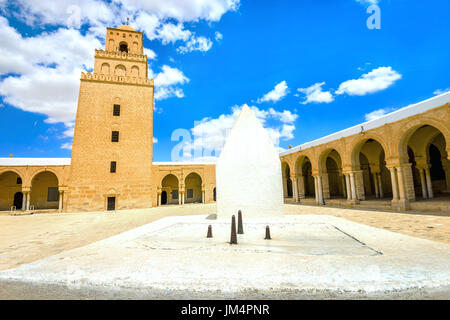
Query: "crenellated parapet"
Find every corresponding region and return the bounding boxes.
[81,72,154,87]
[95,49,147,62]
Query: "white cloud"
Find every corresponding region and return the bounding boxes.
[154,65,189,87]
[364,107,396,121]
[297,82,334,104]
[61,142,72,150]
[267,108,298,123]
[5,0,240,28]
[153,65,189,100]
[143,48,157,60]
[1,1,238,53]
[4,0,118,29]
[215,31,223,41]
[62,125,74,138]
[153,137,158,143]
[335,67,402,96]
[257,81,289,103]
[0,17,100,76]
[117,0,240,22]
[177,36,213,54]
[434,88,450,95]
[133,11,160,40]
[156,23,191,44]
[180,104,297,161]
[0,18,101,126]
[356,0,379,5]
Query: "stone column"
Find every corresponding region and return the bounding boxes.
[373,173,379,198]
[350,172,357,201]
[418,168,428,199]
[292,177,299,202]
[21,191,26,211]
[26,191,31,210]
[345,174,351,201]
[297,175,305,200]
[314,176,319,204]
[355,170,365,200]
[202,189,205,204]
[157,192,161,206]
[377,173,384,198]
[402,163,416,201]
[389,167,399,201]
[397,166,406,200]
[424,166,434,198]
[58,191,63,212]
[321,173,330,200]
[317,175,324,205]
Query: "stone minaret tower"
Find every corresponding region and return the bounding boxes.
[67,25,154,212]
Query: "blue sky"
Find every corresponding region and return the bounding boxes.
[0,0,449,161]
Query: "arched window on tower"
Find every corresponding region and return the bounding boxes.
[119,42,128,53]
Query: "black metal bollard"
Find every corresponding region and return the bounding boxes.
[264,225,271,240]
[230,215,238,244]
[207,225,213,238]
[237,210,244,234]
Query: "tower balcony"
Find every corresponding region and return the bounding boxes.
[81,72,153,87]
[95,49,147,62]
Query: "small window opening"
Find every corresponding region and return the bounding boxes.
[113,104,120,116]
[112,131,119,142]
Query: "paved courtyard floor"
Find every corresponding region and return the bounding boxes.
[0,204,449,299]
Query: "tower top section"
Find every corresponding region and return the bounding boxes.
[83,25,151,86]
[105,25,143,55]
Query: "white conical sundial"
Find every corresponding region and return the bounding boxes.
[216,104,284,219]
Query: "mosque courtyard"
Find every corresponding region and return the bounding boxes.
[1,204,449,299]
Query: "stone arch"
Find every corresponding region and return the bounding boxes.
[161,174,179,205]
[114,64,126,76]
[184,172,202,203]
[132,41,138,53]
[0,170,24,211]
[30,171,59,210]
[183,170,203,182]
[131,65,139,77]
[107,188,117,195]
[0,168,25,182]
[350,135,390,169]
[28,168,62,187]
[351,138,392,200]
[401,124,449,198]
[300,156,315,198]
[319,149,345,199]
[397,119,449,161]
[318,148,343,172]
[101,63,110,75]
